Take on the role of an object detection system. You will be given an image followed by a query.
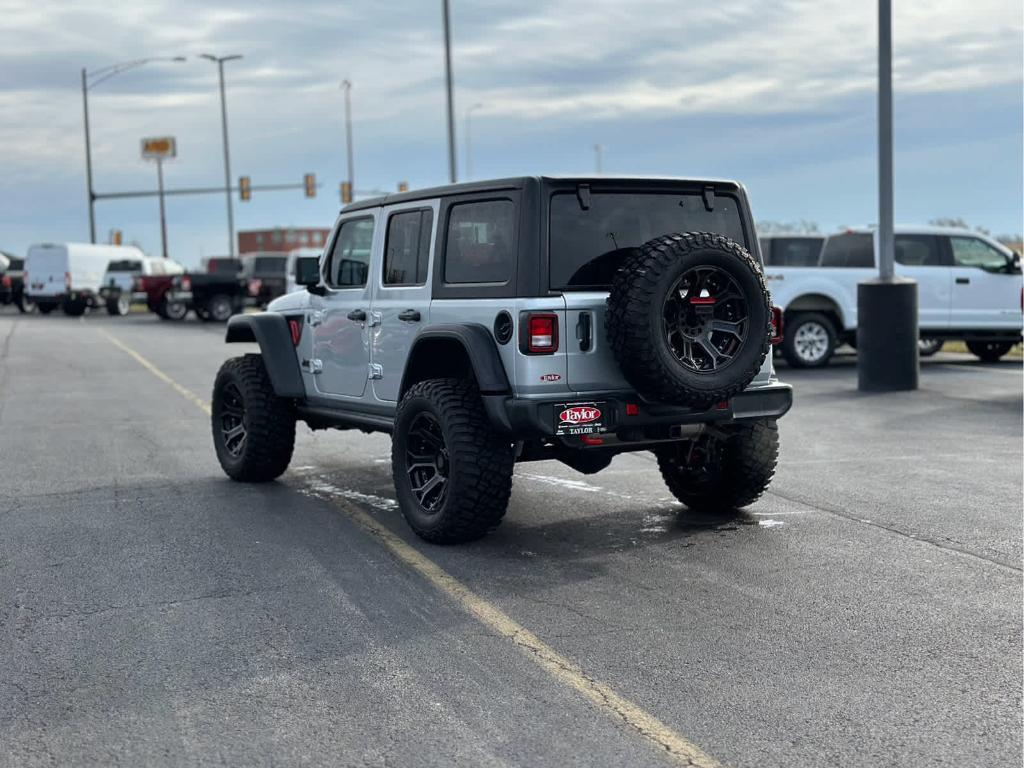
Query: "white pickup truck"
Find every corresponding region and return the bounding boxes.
[765,227,1022,366]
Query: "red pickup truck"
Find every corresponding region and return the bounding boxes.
[140,258,249,322]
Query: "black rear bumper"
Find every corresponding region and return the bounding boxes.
[482,382,793,439]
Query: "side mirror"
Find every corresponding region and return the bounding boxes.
[295,257,325,294]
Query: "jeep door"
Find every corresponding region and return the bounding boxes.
[947,235,1023,329]
[369,201,438,401]
[892,233,951,330]
[312,213,379,399]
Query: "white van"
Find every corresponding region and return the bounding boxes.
[25,243,145,316]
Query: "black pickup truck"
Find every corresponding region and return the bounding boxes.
[143,258,250,322]
[242,252,290,308]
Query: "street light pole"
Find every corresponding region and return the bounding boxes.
[156,158,168,259]
[81,68,96,243]
[856,0,918,392]
[341,80,354,196]
[464,102,483,181]
[442,0,457,183]
[80,57,184,244]
[200,54,243,258]
[594,144,604,174]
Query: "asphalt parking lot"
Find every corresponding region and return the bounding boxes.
[1,310,1021,768]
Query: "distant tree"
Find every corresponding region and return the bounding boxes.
[928,217,991,236]
[755,220,820,235]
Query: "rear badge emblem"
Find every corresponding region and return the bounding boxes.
[539,373,562,382]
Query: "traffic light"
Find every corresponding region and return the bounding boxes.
[397,181,409,192]
[239,176,251,201]
[304,173,316,198]
[340,181,352,204]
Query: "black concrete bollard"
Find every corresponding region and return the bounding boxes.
[857,278,919,392]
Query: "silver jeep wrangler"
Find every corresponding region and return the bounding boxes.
[212,176,792,543]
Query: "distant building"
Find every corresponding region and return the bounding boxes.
[238,227,330,255]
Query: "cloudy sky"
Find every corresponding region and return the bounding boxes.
[1,0,1021,264]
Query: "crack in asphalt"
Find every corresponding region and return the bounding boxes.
[765,488,1022,573]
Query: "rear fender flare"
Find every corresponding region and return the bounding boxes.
[400,324,510,398]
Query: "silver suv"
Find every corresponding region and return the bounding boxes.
[211,176,792,543]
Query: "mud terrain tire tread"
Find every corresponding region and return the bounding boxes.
[211,354,295,482]
[392,378,514,544]
[656,419,779,511]
[606,231,771,406]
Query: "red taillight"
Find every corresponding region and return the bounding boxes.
[1,275,10,288]
[580,435,604,446]
[524,313,558,354]
[248,279,262,297]
[770,306,784,345]
[181,276,191,291]
[625,402,639,416]
[287,318,302,346]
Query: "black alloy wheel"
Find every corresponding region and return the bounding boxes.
[405,412,449,513]
[663,265,749,373]
[218,381,247,458]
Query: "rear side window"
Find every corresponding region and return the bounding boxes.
[444,200,515,284]
[762,237,824,267]
[820,234,874,267]
[895,235,945,267]
[327,217,375,288]
[108,260,143,272]
[384,209,434,286]
[549,191,748,290]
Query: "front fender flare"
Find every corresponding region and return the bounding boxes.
[225,313,305,398]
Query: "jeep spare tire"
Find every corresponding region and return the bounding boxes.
[606,232,771,406]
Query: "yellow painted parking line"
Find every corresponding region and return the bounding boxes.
[99,329,211,416]
[100,330,724,768]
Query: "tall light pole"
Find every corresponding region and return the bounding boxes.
[856,0,918,392]
[442,0,457,183]
[80,57,185,243]
[200,53,243,257]
[341,80,354,197]
[594,144,605,174]
[464,102,483,181]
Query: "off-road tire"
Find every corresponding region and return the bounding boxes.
[781,312,836,368]
[392,379,514,544]
[205,294,234,323]
[606,232,771,406]
[966,340,1014,363]
[211,354,295,482]
[656,419,779,512]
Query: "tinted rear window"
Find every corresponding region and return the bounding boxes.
[8,258,23,270]
[252,256,287,276]
[208,259,241,274]
[820,233,874,267]
[549,191,748,290]
[762,237,824,267]
[108,260,143,272]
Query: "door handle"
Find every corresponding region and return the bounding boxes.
[398,309,421,322]
[347,309,367,322]
[955,277,970,285]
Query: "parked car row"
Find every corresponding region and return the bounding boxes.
[760,228,1023,366]
[3,243,323,323]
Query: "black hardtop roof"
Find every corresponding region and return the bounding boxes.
[340,175,743,214]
